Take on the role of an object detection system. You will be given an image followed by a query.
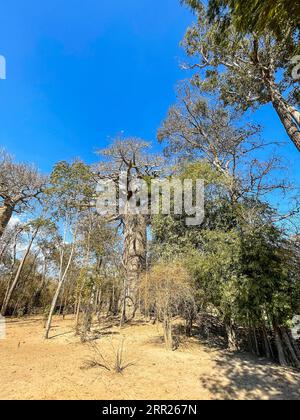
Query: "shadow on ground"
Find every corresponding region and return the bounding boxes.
[199,351,300,400]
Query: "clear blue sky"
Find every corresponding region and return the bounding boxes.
[0,0,193,172]
[0,0,299,188]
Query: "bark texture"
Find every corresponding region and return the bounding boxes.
[122,214,147,321]
[273,100,300,152]
[0,204,13,239]
[225,318,238,351]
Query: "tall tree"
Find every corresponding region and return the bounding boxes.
[158,84,287,206]
[206,0,300,39]
[180,2,300,151]
[97,138,162,321]
[0,150,46,238]
[44,160,94,339]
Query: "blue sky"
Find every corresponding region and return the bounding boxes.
[0,0,299,190]
[0,0,193,172]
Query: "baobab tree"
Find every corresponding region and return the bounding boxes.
[0,150,46,238]
[97,138,162,321]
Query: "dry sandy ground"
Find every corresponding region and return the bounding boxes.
[0,316,300,400]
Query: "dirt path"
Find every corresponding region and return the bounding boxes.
[0,316,299,400]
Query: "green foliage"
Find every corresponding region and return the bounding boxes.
[151,161,243,261]
[186,229,242,319]
[180,160,229,186]
[182,14,298,110]
[155,196,300,330]
[183,0,300,39]
[179,0,300,153]
[46,160,95,218]
[152,157,300,335]
[208,0,300,39]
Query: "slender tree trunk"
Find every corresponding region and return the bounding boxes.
[58,286,65,315]
[44,232,77,339]
[262,325,272,360]
[62,292,68,319]
[96,289,103,322]
[81,284,96,342]
[1,242,19,307]
[75,293,82,334]
[122,214,147,321]
[0,204,13,239]
[44,280,64,339]
[252,328,260,356]
[75,274,88,334]
[29,263,48,313]
[1,229,38,316]
[75,217,92,333]
[13,296,22,317]
[0,240,10,262]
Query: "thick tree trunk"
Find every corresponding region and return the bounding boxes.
[287,104,300,127]
[272,100,300,152]
[122,214,147,321]
[261,66,300,152]
[0,204,13,239]
[1,229,38,316]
